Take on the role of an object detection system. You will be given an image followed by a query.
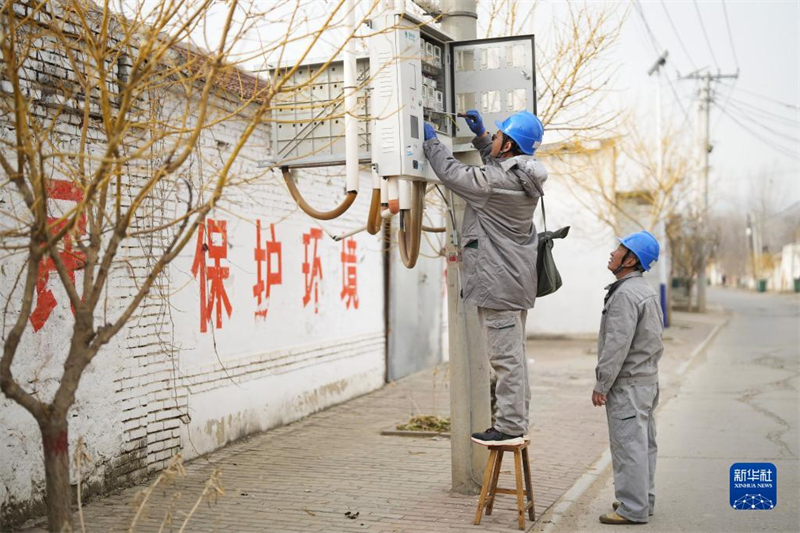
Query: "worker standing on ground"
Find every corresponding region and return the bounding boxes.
[592,231,663,525]
[423,109,546,446]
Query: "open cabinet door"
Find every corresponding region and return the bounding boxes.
[449,35,536,149]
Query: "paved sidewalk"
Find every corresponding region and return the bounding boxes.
[21,311,724,533]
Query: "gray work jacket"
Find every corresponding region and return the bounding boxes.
[594,271,664,395]
[423,134,547,310]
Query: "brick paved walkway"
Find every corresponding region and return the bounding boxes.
[21,312,721,533]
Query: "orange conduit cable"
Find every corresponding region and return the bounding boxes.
[398,181,425,268]
[366,188,382,235]
[282,167,357,221]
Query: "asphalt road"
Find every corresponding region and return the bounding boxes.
[548,288,800,533]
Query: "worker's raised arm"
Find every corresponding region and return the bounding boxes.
[461,110,493,163]
[423,136,491,208]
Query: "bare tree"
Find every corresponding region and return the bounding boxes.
[544,114,696,236]
[0,0,374,529]
[479,0,628,143]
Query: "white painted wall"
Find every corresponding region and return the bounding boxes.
[528,145,672,336]
[526,164,615,337]
[1,62,387,528]
[171,168,386,457]
[777,243,800,291]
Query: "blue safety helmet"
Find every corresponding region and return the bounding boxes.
[617,231,660,271]
[494,111,544,155]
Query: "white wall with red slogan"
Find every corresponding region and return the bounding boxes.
[0,78,388,526]
[170,168,386,459]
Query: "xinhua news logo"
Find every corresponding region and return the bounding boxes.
[730,463,777,510]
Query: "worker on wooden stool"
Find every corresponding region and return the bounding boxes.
[423,109,546,445]
[592,231,663,525]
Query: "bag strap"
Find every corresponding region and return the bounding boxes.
[531,177,547,233]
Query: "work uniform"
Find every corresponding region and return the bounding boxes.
[595,271,664,523]
[424,134,547,436]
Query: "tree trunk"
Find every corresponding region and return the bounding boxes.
[40,416,73,532]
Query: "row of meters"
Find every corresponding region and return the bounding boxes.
[269,14,536,173]
[269,8,540,269]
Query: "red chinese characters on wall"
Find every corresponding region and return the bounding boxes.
[302,227,323,313]
[30,180,87,332]
[340,238,359,309]
[253,220,282,319]
[191,219,232,332]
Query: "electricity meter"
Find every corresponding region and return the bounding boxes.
[369,10,537,182]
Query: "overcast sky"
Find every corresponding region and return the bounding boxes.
[201,0,799,215]
[614,0,800,215]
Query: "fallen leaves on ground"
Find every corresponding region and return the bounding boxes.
[396,415,450,432]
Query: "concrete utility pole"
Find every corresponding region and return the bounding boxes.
[648,51,669,327]
[440,0,488,495]
[680,69,738,312]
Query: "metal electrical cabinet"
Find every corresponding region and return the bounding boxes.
[266,13,536,172]
[369,11,537,182]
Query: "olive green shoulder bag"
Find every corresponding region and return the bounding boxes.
[532,180,570,297]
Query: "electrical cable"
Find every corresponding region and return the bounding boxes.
[717,81,800,111]
[659,0,698,71]
[664,73,693,125]
[708,0,741,133]
[715,103,800,160]
[632,0,662,55]
[721,0,740,70]
[693,0,720,71]
[724,95,800,128]
[723,100,800,145]
[633,0,693,124]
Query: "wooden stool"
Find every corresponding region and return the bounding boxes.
[473,440,535,530]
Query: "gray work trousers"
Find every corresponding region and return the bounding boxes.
[606,381,659,523]
[478,307,530,436]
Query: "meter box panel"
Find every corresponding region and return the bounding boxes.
[370,14,431,178]
[420,35,450,134]
[271,58,371,167]
[450,35,536,143]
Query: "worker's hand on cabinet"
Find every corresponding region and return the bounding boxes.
[424,122,437,141]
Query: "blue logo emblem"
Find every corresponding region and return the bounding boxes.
[730,463,776,510]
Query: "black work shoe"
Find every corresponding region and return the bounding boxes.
[470,427,524,446]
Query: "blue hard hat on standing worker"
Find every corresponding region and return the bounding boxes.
[495,111,544,155]
[618,231,660,271]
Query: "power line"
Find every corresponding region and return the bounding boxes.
[724,100,800,145]
[712,0,740,133]
[716,103,800,160]
[693,0,720,71]
[718,81,800,111]
[711,81,738,134]
[632,0,661,55]
[725,95,800,128]
[660,0,698,71]
[633,0,691,123]
[721,0,740,70]
[665,74,692,124]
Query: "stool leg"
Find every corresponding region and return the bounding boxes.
[474,449,498,525]
[486,450,504,516]
[513,449,526,530]
[522,446,535,521]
